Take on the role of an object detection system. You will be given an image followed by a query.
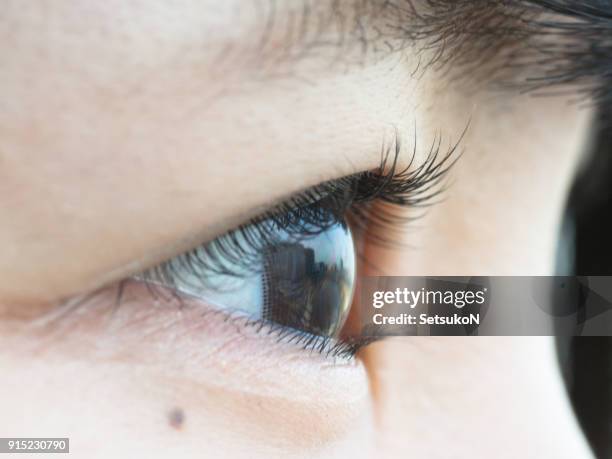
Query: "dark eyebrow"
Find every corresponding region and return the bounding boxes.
[518,0,612,100]
[381,0,612,98]
[251,1,517,63]
[246,1,612,100]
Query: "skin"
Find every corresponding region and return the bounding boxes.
[0,1,596,458]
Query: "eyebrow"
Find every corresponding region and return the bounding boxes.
[251,1,514,63]
[518,0,612,98]
[392,0,612,96]
[250,0,612,98]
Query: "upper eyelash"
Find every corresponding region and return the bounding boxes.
[348,126,466,248]
[141,127,464,286]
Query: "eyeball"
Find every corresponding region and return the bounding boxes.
[159,218,356,338]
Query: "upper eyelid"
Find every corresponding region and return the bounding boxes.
[139,128,464,289]
[217,127,460,237]
[140,128,463,287]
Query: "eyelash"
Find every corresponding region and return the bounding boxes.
[195,307,374,360]
[132,129,464,358]
[141,129,462,282]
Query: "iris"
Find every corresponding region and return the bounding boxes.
[168,218,356,338]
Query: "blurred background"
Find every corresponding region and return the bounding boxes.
[559,103,612,458]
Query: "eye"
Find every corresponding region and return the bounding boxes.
[144,216,356,340]
[133,133,462,358]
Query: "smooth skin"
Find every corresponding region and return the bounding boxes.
[0,1,595,458]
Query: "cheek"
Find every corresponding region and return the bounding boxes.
[0,362,367,457]
[0,283,372,457]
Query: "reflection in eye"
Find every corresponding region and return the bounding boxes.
[161,218,355,339]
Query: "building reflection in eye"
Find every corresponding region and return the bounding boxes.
[165,220,356,338]
[262,231,355,337]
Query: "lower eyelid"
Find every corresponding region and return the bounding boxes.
[36,280,366,378]
[126,279,361,360]
[130,280,367,405]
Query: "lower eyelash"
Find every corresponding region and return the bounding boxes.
[126,280,371,360]
[233,312,371,360]
[34,279,370,362]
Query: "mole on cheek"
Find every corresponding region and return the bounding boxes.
[167,407,185,430]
